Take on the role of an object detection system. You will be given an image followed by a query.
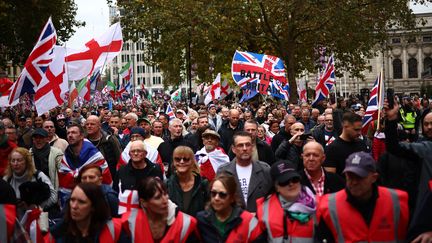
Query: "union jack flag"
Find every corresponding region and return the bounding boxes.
[231,50,287,94]
[166,103,175,120]
[362,72,384,133]
[9,17,57,104]
[312,55,335,106]
[270,80,290,101]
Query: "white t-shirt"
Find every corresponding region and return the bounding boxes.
[236,163,253,205]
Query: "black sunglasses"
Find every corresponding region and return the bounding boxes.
[278,177,301,187]
[210,190,228,199]
[174,157,191,162]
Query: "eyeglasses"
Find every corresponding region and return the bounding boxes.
[173,157,191,162]
[210,190,228,199]
[234,143,252,149]
[278,177,300,187]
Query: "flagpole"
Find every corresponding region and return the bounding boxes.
[377,69,384,131]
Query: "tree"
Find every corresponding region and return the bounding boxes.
[117,0,430,102]
[0,0,83,68]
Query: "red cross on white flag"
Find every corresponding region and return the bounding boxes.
[66,23,123,81]
[204,73,221,105]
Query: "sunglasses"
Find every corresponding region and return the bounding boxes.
[210,190,228,199]
[278,177,300,187]
[173,157,191,162]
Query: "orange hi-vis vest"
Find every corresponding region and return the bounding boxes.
[44,218,123,243]
[123,209,197,243]
[257,194,315,243]
[224,210,263,242]
[318,186,409,243]
[0,204,16,243]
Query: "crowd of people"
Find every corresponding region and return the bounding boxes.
[0,93,431,242]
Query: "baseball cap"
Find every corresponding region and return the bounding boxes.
[57,114,66,120]
[270,160,301,184]
[130,127,146,138]
[343,151,376,177]
[138,117,151,124]
[32,128,48,137]
[207,104,216,110]
[202,129,220,139]
[19,115,26,121]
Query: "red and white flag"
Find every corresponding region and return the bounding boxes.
[34,46,69,115]
[220,78,232,99]
[65,23,123,81]
[0,77,18,107]
[204,73,221,105]
[68,80,78,107]
[297,78,307,103]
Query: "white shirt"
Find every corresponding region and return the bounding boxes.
[236,163,253,204]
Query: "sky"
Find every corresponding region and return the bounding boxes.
[67,0,432,48]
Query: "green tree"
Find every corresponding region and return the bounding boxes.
[117,0,430,102]
[0,0,83,68]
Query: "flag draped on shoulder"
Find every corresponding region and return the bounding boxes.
[362,72,384,133]
[312,55,335,106]
[231,50,287,94]
[204,73,221,105]
[9,17,57,104]
[34,46,69,115]
[65,22,123,81]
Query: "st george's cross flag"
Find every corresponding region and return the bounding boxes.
[65,22,123,81]
[231,50,287,94]
[9,17,57,105]
[204,73,221,105]
[362,72,384,133]
[220,78,232,99]
[34,46,69,115]
[297,78,307,103]
[312,55,335,106]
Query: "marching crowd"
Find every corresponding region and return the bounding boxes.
[0,93,431,242]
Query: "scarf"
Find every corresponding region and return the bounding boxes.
[279,186,316,223]
[32,143,50,176]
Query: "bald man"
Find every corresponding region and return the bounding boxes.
[85,115,122,178]
[300,141,345,196]
[218,109,244,153]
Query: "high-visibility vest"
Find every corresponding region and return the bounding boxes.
[44,219,123,243]
[256,194,315,243]
[0,204,16,243]
[225,210,263,243]
[123,209,197,243]
[399,109,416,129]
[318,186,409,243]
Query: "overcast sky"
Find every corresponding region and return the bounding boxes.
[66,0,432,48]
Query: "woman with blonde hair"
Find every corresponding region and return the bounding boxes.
[4,147,56,219]
[166,145,209,217]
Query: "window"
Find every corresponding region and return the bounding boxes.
[392,38,401,44]
[425,57,432,70]
[393,58,402,79]
[152,77,157,85]
[408,58,418,78]
[408,37,416,43]
[423,36,432,43]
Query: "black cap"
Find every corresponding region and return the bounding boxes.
[130,127,146,138]
[32,128,48,137]
[19,115,26,121]
[270,160,301,184]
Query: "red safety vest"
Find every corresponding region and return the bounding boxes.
[225,210,263,243]
[44,219,123,243]
[0,204,16,243]
[123,209,197,243]
[318,186,409,243]
[256,194,315,243]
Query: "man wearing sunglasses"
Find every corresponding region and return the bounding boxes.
[217,131,272,212]
[318,152,409,242]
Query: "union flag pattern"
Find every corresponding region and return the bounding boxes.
[362,72,384,133]
[312,55,335,106]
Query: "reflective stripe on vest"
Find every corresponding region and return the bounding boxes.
[128,209,139,242]
[180,213,191,243]
[262,196,314,243]
[247,214,259,239]
[399,109,416,129]
[106,220,115,240]
[328,188,402,243]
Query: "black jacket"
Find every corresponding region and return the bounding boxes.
[157,136,196,167]
[165,173,209,217]
[218,120,244,153]
[91,131,122,179]
[312,125,338,148]
[114,159,163,193]
[299,168,345,195]
[270,128,291,153]
[274,141,303,170]
[196,206,266,243]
